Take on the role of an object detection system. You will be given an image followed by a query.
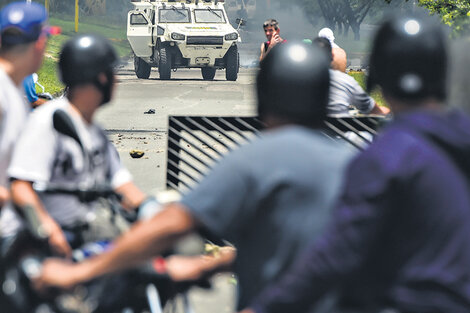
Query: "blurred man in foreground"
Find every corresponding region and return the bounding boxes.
[243,14,470,313]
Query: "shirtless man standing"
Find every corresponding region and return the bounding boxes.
[260,19,285,62]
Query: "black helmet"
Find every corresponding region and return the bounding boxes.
[257,42,330,128]
[367,14,448,101]
[59,34,118,104]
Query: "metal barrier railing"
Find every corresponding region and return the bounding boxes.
[166,115,388,192]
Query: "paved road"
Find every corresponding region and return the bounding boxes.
[96,65,257,195]
[94,64,258,313]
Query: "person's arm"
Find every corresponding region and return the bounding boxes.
[37,148,249,290]
[0,105,9,209]
[368,103,390,115]
[115,181,146,211]
[165,246,236,282]
[107,139,146,211]
[260,42,267,61]
[35,202,198,290]
[348,76,389,115]
[11,179,72,258]
[0,186,9,209]
[260,34,283,62]
[31,98,47,108]
[23,75,38,105]
[8,108,73,257]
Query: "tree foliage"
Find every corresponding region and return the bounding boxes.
[296,0,470,39]
[417,0,470,35]
[384,0,470,35]
[295,0,376,40]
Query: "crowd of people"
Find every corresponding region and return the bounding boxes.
[1,1,470,313]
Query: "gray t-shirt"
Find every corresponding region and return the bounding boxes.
[180,126,354,309]
[328,69,375,115]
[3,98,131,235]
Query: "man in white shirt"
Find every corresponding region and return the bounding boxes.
[8,34,146,258]
[0,2,56,231]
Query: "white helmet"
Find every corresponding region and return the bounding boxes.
[318,27,335,45]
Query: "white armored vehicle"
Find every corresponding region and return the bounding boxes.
[128,0,241,81]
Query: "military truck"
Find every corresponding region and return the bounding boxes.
[127,0,241,81]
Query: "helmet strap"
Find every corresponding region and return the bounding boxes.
[93,70,114,106]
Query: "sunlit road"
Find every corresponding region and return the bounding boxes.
[94,64,258,313]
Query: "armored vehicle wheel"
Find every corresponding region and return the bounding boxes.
[159,47,172,80]
[201,67,216,80]
[225,45,239,81]
[134,55,151,79]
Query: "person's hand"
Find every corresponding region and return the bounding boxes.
[45,221,72,258]
[166,246,236,282]
[379,105,391,115]
[270,33,281,48]
[166,255,207,282]
[32,98,47,108]
[33,258,81,291]
[238,309,256,313]
[369,103,391,116]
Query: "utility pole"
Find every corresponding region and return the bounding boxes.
[75,0,79,32]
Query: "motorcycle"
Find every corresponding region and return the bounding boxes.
[1,210,205,313]
[0,109,208,313]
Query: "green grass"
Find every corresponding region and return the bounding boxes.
[37,57,63,95]
[36,15,131,96]
[48,16,131,56]
[348,71,386,107]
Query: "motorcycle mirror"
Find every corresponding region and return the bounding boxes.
[53,109,84,152]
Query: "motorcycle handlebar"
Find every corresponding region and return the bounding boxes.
[32,182,122,203]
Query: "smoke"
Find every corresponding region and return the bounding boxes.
[254,5,316,41]
[447,39,470,113]
[235,1,416,69]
